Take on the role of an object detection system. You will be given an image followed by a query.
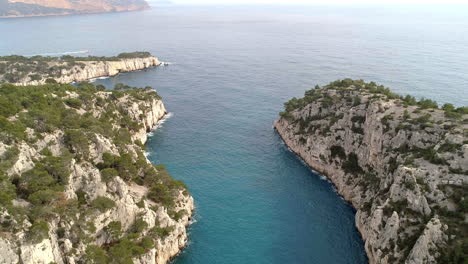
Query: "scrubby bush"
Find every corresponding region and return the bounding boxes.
[28,221,49,243]
[85,245,109,264]
[130,218,148,234]
[91,196,116,213]
[342,153,363,175]
[100,168,119,182]
[108,239,146,264]
[330,145,346,160]
[104,221,122,241]
[418,98,438,109]
[64,98,82,109]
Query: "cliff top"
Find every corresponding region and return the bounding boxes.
[282,79,468,120]
[277,79,467,263]
[0,51,154,63]
[0,51,159,85]
[0,82,191,263]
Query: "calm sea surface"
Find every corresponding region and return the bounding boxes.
[1,5,468,264]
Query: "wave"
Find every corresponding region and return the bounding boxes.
[25,50,90,57]
[88,76,109,83]
[153,112,173,130]
[147,112,173,138]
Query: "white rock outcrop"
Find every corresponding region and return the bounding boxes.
[274,81,467,263]
[5,56,162,86]
[0,88,194,264]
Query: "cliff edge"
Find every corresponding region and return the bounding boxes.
[0,52,162,86]
[0,82,193,264]
[275,79,467,264]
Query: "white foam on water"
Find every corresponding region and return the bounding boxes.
[146,113,173,139]
[88,76,109,83]
[154,112,173,130]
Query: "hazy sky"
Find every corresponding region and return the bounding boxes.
[167,0,468,4]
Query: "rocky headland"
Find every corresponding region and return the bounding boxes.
[275,79,468,263]
[0,52,162,86]
[0,82,193,263]
[0,0,149,18]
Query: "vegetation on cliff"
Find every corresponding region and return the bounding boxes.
[0,82,190,263]
[0,52,154,84]
[277,79,467,263]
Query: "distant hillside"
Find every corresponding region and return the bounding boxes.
[0,0,149,17]
[0,52,161,85]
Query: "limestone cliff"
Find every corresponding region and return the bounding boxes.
[0,83,193,264]
[0,0,149,18]
[275,79,468,263]
[0,54,162,86]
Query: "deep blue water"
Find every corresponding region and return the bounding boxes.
[1,5,468,264]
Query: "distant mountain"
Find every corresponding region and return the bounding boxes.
[0,0,150,17]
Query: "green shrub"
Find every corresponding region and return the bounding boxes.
[28,221,49,243]
[108,239,146,264]
[419,147,447,165]
[342,153,363,175]
[90,197,116,213]
[330,145,346,160]
[130,218,148,234]
[0,173,17,206]
[100,168,119,182]
[85,245,109,264]
[147,183,174,208]
[438,143,462,153]
[141,237,154,249]
[29,74,42,81]
[418,98,438,109]
[169,209,187,221]
[64,98,82,109]
[352,96,361,107]
[150,225,174,238]
[64,129,89,155]
[104,221,122,241]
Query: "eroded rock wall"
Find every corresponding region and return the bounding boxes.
[274,81,467,263]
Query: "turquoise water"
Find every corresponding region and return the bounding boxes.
[2,5,468,264]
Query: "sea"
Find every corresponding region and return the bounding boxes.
[1,4,467,264]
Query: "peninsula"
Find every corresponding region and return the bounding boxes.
[0,0,149,18]
[0,52,162,86]
[0,82,193,263]
[275,79,468,264]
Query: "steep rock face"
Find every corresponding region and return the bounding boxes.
[0,84,193,264]
[274,80,467,263]
[0,0,149,17]
[8,56,162,86]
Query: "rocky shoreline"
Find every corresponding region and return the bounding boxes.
[0,83,194,264]
[1,56,162,86]
[275,79,467,264]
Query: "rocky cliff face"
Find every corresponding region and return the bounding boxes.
[0,0,149,17]
[0,83,193,264]
[2,56,162,86]
[275,80,468,263]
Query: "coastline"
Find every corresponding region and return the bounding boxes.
[273,80,467,264]
[274,124,369,260]
[0,6,150,19]
[1,56,162,86]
